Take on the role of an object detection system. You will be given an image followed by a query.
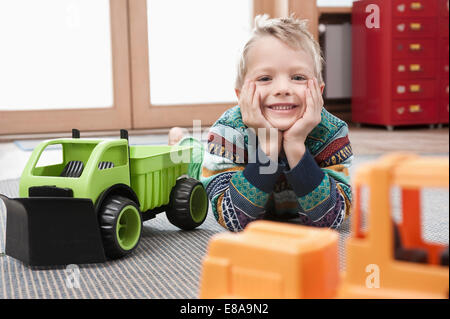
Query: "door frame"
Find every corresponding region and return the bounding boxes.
[0,0,132,135]
[128,0,250,129]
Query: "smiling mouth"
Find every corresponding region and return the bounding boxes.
[267,104,298,111]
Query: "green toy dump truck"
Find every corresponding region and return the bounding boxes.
[0,129,209,266]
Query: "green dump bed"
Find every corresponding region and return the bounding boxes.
[129,145,192,212]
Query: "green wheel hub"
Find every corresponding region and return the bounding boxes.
[116,205,141,251]
[190,184,208,223]
[99,195,143,259]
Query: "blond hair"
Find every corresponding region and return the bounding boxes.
[235,14,324,90]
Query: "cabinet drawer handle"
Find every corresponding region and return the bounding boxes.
[409,64,422,72]
[397,23,406,32]
[397,85,406,94]
[398,65,406,72]
[409,105,422,113]
[410,23,422,31]
[397,107,405,114]
[410,84,421,92]
[409,43,422,51]
[411,2,423,10]
[397,4,406,12]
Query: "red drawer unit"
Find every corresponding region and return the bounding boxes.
[439,61,449,79]
[393,18,438,38]
[439,99,449,123]
[440,38,449,58]
[439,1,449,123]
[392,100,438,123]
[392,59,436,79]
[440,19,449,38]
[440,79,449,98]
[440,0,449,17]
[393,39,436,59]
[393,0,438,17]
[393,79,437,99]
[352,0,449,128]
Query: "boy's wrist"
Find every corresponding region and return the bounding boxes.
[243,153,284,193]
[284,148,325,197]
[284,141,306,168]
[258,130,282,162]
[259,140,281,162]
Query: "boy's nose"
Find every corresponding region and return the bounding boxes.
[274,87,293,97]
[273,80,293,96]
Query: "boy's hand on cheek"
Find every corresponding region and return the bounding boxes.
[283,78,323,168]
[240,80,282,162]
[240,80,271,131]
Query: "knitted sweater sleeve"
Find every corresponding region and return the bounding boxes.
[284,110,353,229]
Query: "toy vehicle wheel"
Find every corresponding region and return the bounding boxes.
[99,195,142,259]
[166,178,208,230]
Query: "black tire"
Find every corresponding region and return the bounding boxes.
[166,178,209,230]
[99,195,143,259]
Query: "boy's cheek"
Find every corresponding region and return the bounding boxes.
[294,88,307,103]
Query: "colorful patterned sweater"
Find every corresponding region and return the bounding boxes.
[200,105,353,232]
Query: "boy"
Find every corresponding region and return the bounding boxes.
[170,15,353,232]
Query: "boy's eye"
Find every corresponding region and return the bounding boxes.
[292,75,307,81]
[257,76,271,82]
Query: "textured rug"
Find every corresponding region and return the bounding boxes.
[0,154,448,299]
[0,179,226,299]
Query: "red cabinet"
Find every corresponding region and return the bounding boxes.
[391,100,438,123]
[393,0,438,17]
[392,59,436,79]
[392,18,438,38]
[393,38,437,59]
[439,0,449,123]
[352,0,449,128]
[392,79,437,99]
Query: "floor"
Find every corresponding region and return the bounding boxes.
[0,125,448,299]
[348,125,449,154]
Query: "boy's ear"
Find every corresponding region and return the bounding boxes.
[235,88,241,100]
[320,83,325,95]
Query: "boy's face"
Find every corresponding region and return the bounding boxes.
[237,36,324,131]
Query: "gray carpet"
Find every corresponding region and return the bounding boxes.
[0,154,448,298]
[0,179,225,299]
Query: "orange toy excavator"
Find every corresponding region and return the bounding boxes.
[339,153,448,298]
[199,153,449,299]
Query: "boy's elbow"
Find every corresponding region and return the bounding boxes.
[213,213,247,232]
[210,196,249,232]
[300,189,347,229]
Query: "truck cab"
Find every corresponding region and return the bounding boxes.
[19,132,130,200]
